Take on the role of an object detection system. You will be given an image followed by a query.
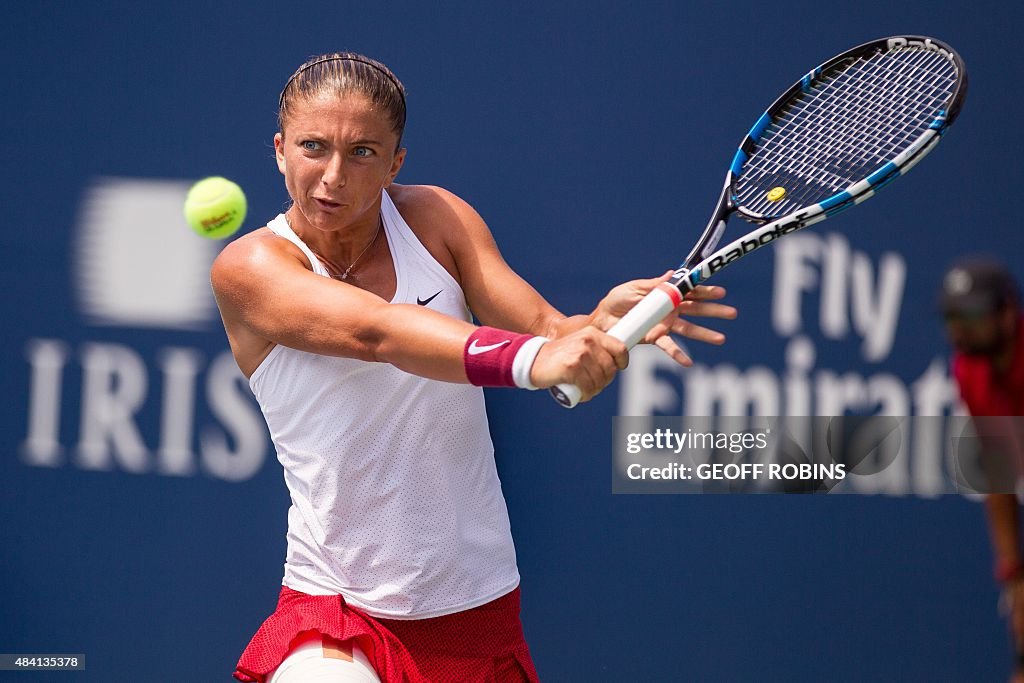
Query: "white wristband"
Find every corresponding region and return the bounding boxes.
[511,336,550,390]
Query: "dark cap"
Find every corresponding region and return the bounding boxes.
[940,258,1019,316]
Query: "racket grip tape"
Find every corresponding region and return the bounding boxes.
[550,283,682,408]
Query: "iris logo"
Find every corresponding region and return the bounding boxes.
[21,177,268,482]
[74,177,219,329]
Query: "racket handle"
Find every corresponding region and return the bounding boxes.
[550,284,681,408]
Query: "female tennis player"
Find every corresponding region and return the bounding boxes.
[215,52,736,683]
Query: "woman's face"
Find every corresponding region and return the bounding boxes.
[274,92,405,235]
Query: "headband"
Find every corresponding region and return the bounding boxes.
[278,55,406,109]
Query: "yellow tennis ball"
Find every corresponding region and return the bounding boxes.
[183,176,247,239]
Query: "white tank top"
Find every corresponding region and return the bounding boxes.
[249,191,519,619]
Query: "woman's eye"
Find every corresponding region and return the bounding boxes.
[302,140,322,151]
[353,147,373,157]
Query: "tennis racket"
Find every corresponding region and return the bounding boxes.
[551,35,967,408]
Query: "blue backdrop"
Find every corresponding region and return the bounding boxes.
[2,1,1021,681]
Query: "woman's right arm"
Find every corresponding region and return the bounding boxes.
[210,231,626,399]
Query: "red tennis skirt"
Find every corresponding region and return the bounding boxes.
[234,586,540,682]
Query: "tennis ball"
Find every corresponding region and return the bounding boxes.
[183,176,247,239]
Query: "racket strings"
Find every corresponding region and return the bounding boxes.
[797,51,952,164]
[785,56,942,163]
[757,58,935,199]
[735,45,958,218]
[762,50,952,191]
[740,49,955,215]
[760,51,951,202]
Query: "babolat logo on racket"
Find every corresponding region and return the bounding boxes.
[887,37,955,62]
[707,213,808,274]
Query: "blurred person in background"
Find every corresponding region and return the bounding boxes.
[942,258,1024,682]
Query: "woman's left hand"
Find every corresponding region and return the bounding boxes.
[592,271,737,367]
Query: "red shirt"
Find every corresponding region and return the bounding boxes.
[953,316,1024,416]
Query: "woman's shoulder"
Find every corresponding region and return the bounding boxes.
[211,226,312,288]
[215,225,296,262]
[387,184,481,228]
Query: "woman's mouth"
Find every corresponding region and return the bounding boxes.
[313,197,342,211]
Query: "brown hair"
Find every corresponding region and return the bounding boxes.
[278,52,407,149]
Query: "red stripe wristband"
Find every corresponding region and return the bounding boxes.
[463,326,548,389]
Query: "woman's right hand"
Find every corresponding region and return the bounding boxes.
[528,327,629,402]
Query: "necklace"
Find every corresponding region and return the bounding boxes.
[287,213,382,281]
[335,219,382,280]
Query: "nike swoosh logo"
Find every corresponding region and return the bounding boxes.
[417,290,442,306]
[467,339,511,355]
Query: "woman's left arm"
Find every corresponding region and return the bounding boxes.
[409,186,737,365]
